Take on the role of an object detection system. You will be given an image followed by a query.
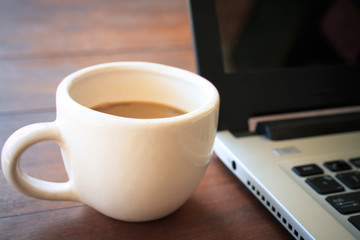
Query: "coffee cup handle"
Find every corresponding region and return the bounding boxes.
[1,122,78,202]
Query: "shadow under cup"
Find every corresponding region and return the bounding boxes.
[56,62,219,221]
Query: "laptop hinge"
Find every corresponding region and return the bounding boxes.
[256,112,360,140]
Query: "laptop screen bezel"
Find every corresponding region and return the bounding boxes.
[188,0,360,133]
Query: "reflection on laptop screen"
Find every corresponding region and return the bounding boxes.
[215,0,359,74]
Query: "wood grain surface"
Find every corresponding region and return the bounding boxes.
[0,0,292,239]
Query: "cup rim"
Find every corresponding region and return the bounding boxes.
[57,62,219,124]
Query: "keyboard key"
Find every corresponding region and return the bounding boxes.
[349,215,360,231]
[350,157,360,168]
[306,175,344,194]
[326,192,360,214]
[292,164,323,177]
[324,160,351,172]
[336,171,360,189]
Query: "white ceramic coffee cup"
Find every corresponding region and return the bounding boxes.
[1,62,219,221]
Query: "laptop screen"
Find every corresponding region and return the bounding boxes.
[216,0,359,73]
[189,0,360,132]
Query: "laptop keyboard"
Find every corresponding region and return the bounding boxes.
[292,158,360,231]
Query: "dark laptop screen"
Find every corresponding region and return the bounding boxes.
[215,0,359,74]
[189,0,360,132]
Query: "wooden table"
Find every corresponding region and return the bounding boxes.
[0,0,292,239]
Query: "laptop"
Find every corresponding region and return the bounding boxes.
[188,0,360,239]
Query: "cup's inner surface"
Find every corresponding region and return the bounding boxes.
[67,64,215,118]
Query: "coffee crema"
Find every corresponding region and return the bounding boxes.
[91,101,187,119]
